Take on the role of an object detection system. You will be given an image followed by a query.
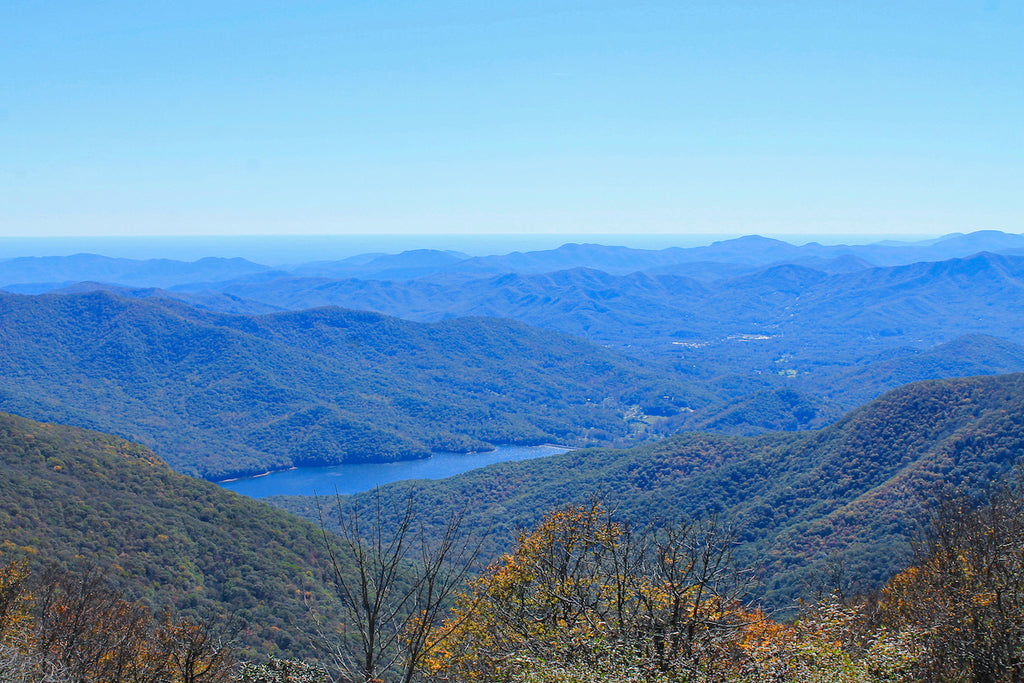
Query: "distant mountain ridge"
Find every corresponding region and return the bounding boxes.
[290,248,470,281]
[4,279,1024,479]
[0,254,272,291]
[55,281,283,315]
[4,231,1024,291]
[178,251,1024,357]
[5,233,1024,476]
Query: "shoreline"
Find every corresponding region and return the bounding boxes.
[213,443,572,485]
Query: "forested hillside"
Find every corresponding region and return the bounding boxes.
[162,250,1024,422]
[175,252,1024,358]
[283,373,1024,609]
[0,290,706,478]
[6,374,1024,680]
[8,241,1024,453]
[0,411,344,659]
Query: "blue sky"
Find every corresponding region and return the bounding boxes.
[2,1,1022,242]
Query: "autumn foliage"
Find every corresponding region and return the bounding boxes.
[410,490,1024,683]
[0,562,234,683]
[7,477,1024,682]
[871,478,1024,682]
[419,501,770,681]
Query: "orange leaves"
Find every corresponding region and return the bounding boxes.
[421,501,763,681]
[0,559,33,644]
[0,561,235,683]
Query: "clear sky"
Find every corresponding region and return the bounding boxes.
[2,1,1022,242]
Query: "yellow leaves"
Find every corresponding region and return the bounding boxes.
[1,539,38,555]
[428,500,956,682]
[421,503,623,678]
[424,502,775,681]
[0,560,235,683]
[0,559,33,645]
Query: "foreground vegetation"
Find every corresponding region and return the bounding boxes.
[0,559,336,682]
[6,483,1023,682]
[0,412,345,659]
[415,488,1024,682]
[4,373,1024,680]
[286,372,1024,611]
[0,560,234,682]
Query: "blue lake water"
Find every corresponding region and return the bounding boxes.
[217,444,569,498]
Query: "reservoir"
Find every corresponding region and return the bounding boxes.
[218,444,569,498]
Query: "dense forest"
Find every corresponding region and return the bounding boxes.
[6,241,1024,476]
[166,250,1024,357]
[0,411,347,659]
[4,235,1024,680]
[5,441,1024,681]
[0,290,706,479]
[4,285,1024,481]
[3,372,1024,679]
[408,488,1024,682]
[281,373,1024,611]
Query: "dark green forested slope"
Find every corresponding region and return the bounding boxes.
[0,411,344,658]
[279,373,1024,610]
[0,290,708,478]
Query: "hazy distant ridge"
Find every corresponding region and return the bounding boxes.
[4,230,1024,291]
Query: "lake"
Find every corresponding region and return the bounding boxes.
[217,444,569,498]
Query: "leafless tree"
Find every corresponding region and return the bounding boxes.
[32,566,152,683]
[640,514,752,675]
[317,488,487,683]
[157,614,236,683]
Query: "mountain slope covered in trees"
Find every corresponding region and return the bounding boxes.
[7,238,1024,453]
[186,252,1024,357]
[282,373,1024,610]
[0,290,706,479]
[0,411,344,658]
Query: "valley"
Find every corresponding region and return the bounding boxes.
[219,443,568,498]
[8,2,1021,676]
[277,372,1024,610]
[5,233,1024,481]
[0,289,701,479]
[3,232,1024,679]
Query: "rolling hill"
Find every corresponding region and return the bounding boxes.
[279,373,1024,611]
[6,231,1024,293]
[0,411,344,658]
[0,290,707,479]
[0,254,272,292]
[176,252,1024,360]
